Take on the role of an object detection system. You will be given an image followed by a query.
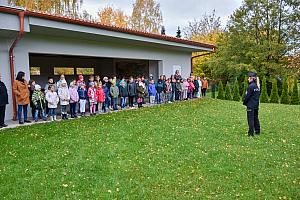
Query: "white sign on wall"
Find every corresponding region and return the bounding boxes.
[173,65,182,75]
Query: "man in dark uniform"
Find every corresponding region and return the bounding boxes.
[0,73,9,128]
[243,72,260,136]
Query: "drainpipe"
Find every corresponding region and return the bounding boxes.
[9,11,25,120]
[191,49,216,74]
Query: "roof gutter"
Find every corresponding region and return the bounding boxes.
[8,10,25,120]
[191,50,216,74]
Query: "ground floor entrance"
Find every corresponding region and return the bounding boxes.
[29,53,159,87]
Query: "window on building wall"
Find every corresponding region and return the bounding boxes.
[30,67,41,75]
[54,67,74,75]
[76,68,94,75]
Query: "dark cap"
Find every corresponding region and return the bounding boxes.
[248,72,257,77]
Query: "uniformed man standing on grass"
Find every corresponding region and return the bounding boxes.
[243,72,261,137]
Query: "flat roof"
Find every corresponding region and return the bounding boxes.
[0,5,216,51]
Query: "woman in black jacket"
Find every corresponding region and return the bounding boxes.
[243,72,261,137]
[0,73,9,128]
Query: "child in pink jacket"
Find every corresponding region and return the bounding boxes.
[187,78,195,99]
[183,79,189,100]
[88,82,97,115]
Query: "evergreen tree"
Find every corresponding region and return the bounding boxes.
[242,76,248,100]
[232,79,240,101]
[225,82,232,100]
[270,79,279,103]
[217,81,224,100]
[211,82,216,98]
[176,26,181,38]
[161,26,166,35]
[260,76,269,103]
[290,79,299,105]
[280,76,290,104]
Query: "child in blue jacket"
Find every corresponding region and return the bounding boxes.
[148,79,156,104]
[78,84,87,116]
[156,78,164,104]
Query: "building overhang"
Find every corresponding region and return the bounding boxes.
[0,5,216,52]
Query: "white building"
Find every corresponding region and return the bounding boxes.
[0,5,215,120]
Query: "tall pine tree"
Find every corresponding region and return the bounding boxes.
[280,76,290,104]
[217,81,224,100]
[270,79,279,103]
[260,76,269,103]
[232,79,240,101]
[176,26,182,38]
[225,82,232,100]
[290,79,299,105]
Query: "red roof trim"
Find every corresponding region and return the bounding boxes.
[0,6,216,50]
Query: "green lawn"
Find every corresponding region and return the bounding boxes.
[0,99,299,199]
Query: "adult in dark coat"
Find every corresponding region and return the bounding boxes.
[193,78,199,97]
[127,77,137,108]
[0,73,9,128]
[243,72,261,137]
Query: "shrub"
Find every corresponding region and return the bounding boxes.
[290,79,299,105]
[260,76,269,103]
[280,76,290,104]
[225,82,232,100]
[232,79,240,101]
[217,81,224,100]
[270,79,279,103]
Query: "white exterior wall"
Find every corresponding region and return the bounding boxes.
[0,11,215,121]
[1,34,191,120]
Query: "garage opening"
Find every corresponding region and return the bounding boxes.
[29,53,159,88]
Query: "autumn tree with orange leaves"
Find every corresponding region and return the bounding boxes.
[98,0,163,33]
[184,10,222,77]
[130,0,163,33]
[98,6,129,28]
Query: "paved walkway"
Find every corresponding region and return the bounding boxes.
[0,102,169,131]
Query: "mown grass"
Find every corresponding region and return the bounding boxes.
[0,99,299,199]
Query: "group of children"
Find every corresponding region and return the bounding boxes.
[28,73,208,122]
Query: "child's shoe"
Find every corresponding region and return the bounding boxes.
[50,116,54,121]
[53,116,57,121]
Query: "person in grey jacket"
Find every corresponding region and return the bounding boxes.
[110,81,119,110]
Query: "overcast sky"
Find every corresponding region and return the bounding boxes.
[82,0,243,36]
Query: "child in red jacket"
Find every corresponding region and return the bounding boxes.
[96,83,105,114]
